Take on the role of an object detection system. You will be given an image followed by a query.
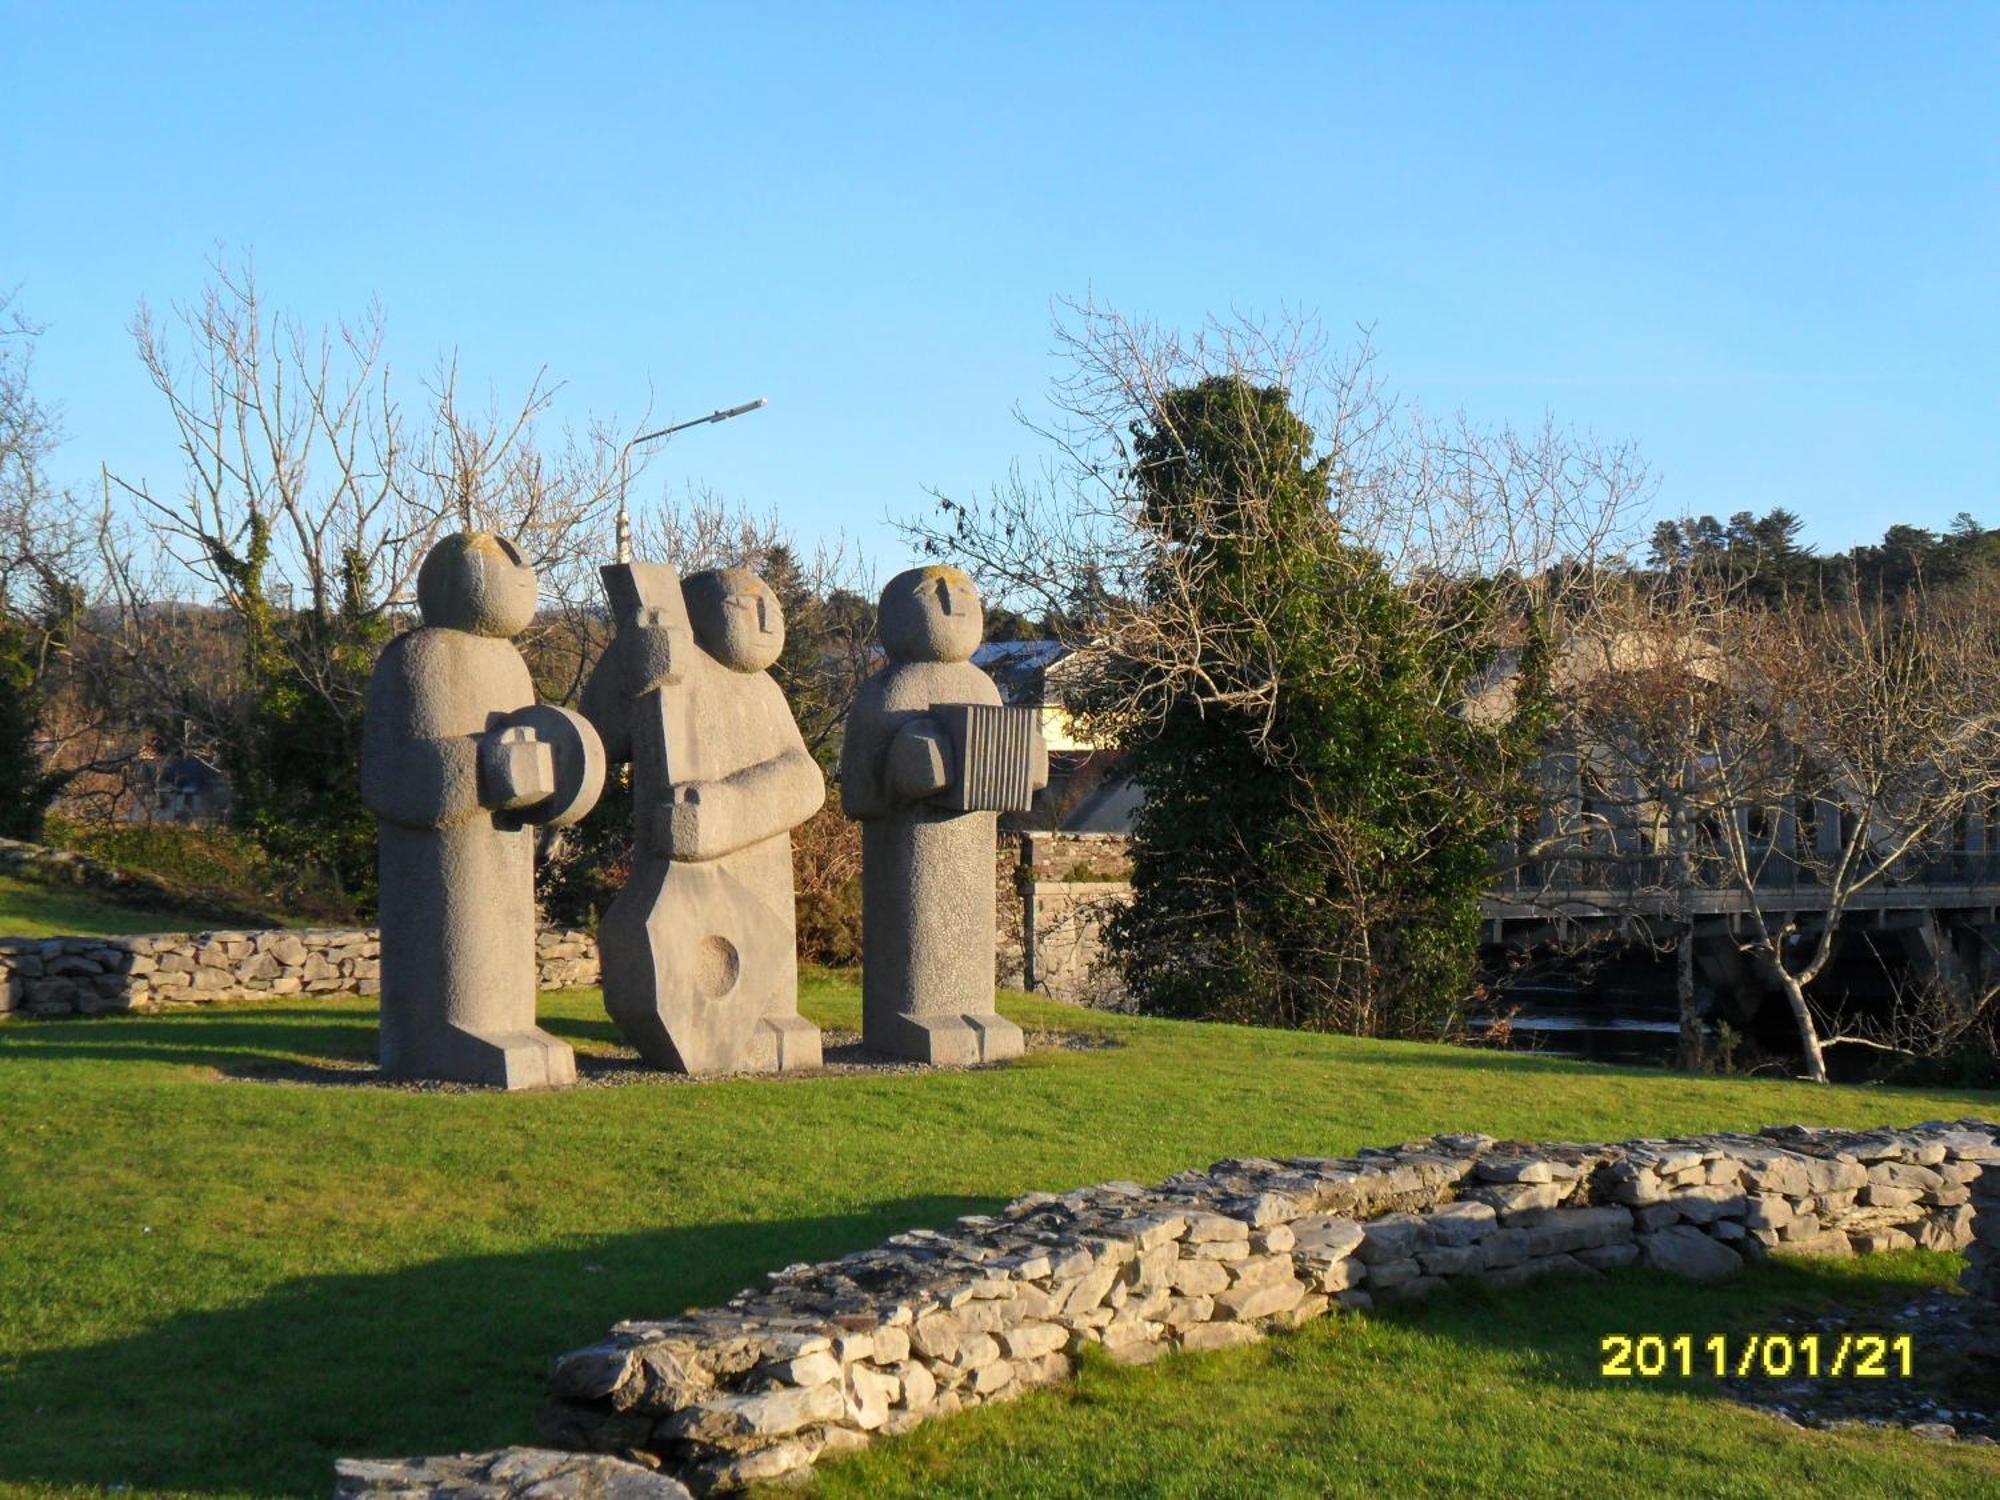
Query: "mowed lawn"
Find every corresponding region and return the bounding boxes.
[1,977,1997,1499]
[0,876,223,939]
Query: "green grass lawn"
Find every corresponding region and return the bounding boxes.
[0,874,221,939]
[1,977,1996,1499]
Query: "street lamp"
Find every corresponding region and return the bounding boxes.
[615,397,769,562]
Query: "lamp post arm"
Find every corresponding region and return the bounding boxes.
[614,397,768,564]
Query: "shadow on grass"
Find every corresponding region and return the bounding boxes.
[0,1195,995,1499]
[1357,1246,1990,1419]
[0,1004,618,1073]
[0,1013,380,1070]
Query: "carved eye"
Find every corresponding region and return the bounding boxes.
[496,537,523,565]
[756,595,770,632]
[935,577,953,614]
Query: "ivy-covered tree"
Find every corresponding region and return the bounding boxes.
[1101,375,1523,1035]
[908,303,1638,1038]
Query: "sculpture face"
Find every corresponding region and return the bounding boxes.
[685,568,785,673]
[878,565,981,664]
[416,532,539,639]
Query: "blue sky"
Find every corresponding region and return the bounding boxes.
[3,3,1994,570]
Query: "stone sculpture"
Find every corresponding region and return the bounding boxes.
[840,565,1047,1064]
[581,562,825,1074]
[361,532,605,1089]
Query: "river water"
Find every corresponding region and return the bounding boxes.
[1469,974,1692,1065]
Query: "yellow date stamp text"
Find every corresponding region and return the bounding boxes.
[1600,1333,1914,1379]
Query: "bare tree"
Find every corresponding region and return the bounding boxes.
[1525,563,2000,1082]
[93,261,623,897]
[1504,572,1758,1069]
[904,299,1646,1034]
[0,288,139,834]
[1693,578,2000,1081]
[104,260,620,682]
[911,299,1643,749]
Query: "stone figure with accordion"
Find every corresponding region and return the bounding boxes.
[840,565,1048,1064]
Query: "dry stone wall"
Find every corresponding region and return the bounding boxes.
[1964,1160,2000,1307]
[336,1448,690,1499]
[0,928,598,1018]
[1016,831,1131,1007]
[539,1118,1997,1493]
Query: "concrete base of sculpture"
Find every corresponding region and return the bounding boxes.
[864,1008,1024,1066]
[388,1026,579,1090]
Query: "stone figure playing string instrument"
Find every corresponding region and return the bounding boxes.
[582,561,825,1074]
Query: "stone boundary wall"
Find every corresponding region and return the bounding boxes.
[1965,1161,2000,1306]
[0,928,599,1018]
[540,1119,1997,1493]
[1016,831,1132,1007]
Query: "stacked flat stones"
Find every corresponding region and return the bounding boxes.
[540,1119,1998,1492]
[1964,1159,2000,1308]
[0,928,597,1018]
[336,1449,690,1499]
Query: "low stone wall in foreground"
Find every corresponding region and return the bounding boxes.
[0,928,599,1017]
[1965,1160,2000,1306]
[534,1119,1997,1492]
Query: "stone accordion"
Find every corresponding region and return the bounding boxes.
[839,566,1047,1065]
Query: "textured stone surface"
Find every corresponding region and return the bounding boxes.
[537,1118,1995,1491]
[361,533,605,1089]
[581,562,825,1076]
[0,928,596,1020]
[840,567,1047,1064]
[334,1447,689,1498]
[1015,832,1132,1007]
[1961,1160,2000,1307]
[1638,1224,1745,1280]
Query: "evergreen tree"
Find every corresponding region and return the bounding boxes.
[1106,376,1510,1036]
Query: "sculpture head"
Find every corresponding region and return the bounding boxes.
[878,565,982,664]
[415,532,539,638]
[685,567,785,673]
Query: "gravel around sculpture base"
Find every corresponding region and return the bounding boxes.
[839,566,1047,1064]
[581,562,825,1075]
[361,533,605,1089]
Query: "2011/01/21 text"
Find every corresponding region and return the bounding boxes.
[1601,1333,1914,1379]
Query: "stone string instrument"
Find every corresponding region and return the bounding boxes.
[523,1120,1999,1493]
